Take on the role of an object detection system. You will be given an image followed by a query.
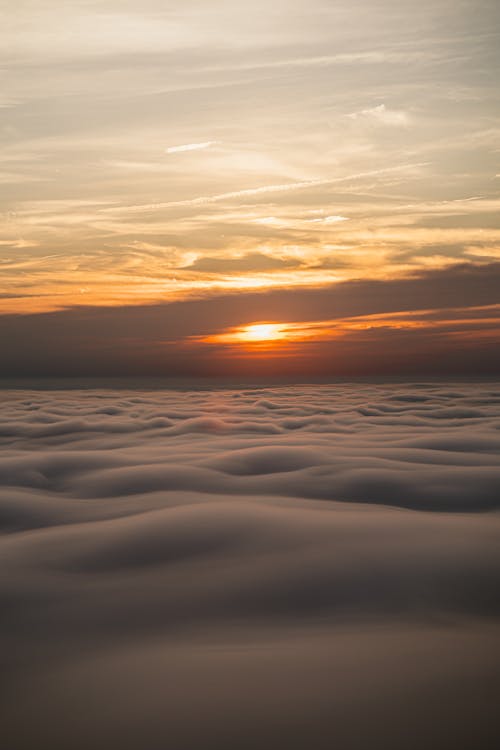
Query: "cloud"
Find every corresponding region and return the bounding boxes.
[306,215,349,224]
[348,104,410,126]
[165,141,218,154]
[0,239,39,249]
[1,384,500,512]
[1,383,500,748]
[203,49,432,74]
[185,251,298,274]
[0,261,499,377]
[0,97,17,108]
[102,163,427,214]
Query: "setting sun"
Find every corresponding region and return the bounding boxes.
[239,323,284,342]
[196,322,293,347]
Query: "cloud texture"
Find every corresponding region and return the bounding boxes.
[1,262,500,377]
[1,382,500,748]
[2,0,499,313]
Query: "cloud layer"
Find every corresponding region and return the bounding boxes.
[1,382,500,748]
[2,1,499,312]
[1,262,499,376]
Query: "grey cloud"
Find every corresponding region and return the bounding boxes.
[185,252,298,273]
[1,383,500,748]
[416,212,500,229]
[1,262,499,377]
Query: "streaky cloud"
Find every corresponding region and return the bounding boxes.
[101,163,429,215]
[166,141,218,154]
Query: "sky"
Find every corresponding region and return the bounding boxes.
[1,0,500,375]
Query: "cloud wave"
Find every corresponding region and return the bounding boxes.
[1,383,500,748]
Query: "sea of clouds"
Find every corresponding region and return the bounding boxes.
[1,382,500,749]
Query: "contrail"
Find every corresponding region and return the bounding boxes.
[100,163,429,215]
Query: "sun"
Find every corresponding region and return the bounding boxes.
[195,321,291,347]
[239,323,284,342]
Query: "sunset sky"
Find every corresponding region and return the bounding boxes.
[1,0,499,375]
[2,7,500,745]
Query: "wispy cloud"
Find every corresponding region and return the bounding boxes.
[166,141,218,154]
[306,215,349,224]
[203,49,442,74]
[0,97,18,108]
[2,0,496,318]
[103,163,428,215]
[348,104,410,126]
[0,239,39,249]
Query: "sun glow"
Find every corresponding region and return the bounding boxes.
[191,305,500,351]
[196,322,293,347]
[239,323,285,342]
